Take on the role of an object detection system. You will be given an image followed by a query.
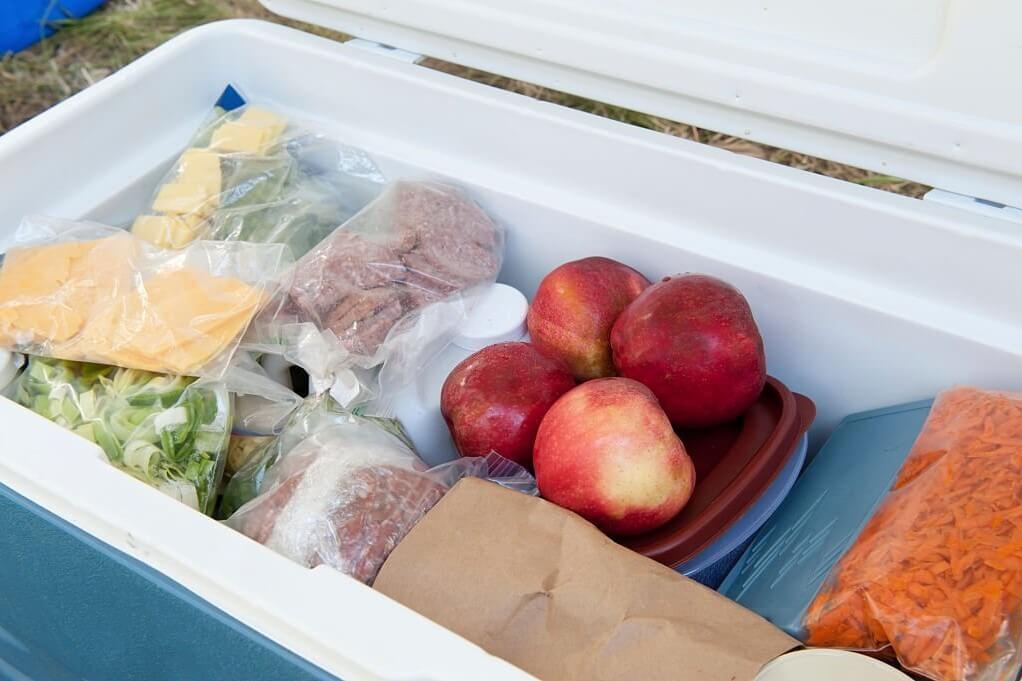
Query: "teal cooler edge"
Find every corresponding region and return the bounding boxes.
[0,482,338,681]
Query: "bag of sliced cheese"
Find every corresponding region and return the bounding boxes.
[0,216,290,377]
[132,103,384,258]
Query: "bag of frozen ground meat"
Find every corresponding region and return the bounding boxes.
[223,405,533,584]
[132,103,384,256]
[8,356,230,515]
[246,180,504,400]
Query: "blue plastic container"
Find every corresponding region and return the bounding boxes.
[681,433,808,588]
[1,1,107,54]
[718,399,933,637]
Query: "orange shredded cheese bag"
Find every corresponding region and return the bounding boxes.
[805,387,1022,681]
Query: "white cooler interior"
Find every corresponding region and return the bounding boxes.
[1,18,1022,681]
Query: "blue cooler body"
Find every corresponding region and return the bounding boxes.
[0,0,1018,671]
[0,483,335,681]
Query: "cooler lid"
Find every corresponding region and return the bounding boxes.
[261,0,1022,208]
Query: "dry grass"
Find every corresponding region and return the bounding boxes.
[1,0,929,198]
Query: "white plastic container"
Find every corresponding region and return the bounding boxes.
[0,1,1020,679]
[388,283,529,467]
[756,650,912,681]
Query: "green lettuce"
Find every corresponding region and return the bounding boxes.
[11,356,230,515]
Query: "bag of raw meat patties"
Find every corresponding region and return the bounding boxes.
[245,180,504,401]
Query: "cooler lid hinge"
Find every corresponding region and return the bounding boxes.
[344,38,423,64]
[924,189,1022,224]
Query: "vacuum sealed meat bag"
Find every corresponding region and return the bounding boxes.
[223,401,532,584]
[132,104,384,257]
[0,217,289,376]
[249,180,505,396]
[805,387,1022,681]
[8,356,230,515]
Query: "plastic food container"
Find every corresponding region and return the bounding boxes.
[621,378,814,575]
[718,399,933,637]
[388,282,530,467]
[0,0,1019,678]
[755,650,912,681]
[679,432,808,587]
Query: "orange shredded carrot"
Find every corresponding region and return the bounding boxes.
[806,387,1022,681]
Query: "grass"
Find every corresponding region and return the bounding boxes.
[0,0,930,198]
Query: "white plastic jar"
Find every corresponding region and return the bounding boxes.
[755,650,911,681]
[389,283,530,467]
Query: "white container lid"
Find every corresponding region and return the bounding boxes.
[262,0,1022,207]
[756,650,912,681]
[452,283,528,351]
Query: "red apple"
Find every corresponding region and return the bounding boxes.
[610,274,766,428]
[533,377,695,536]
[527,257,650,380]
[441,341,576,468]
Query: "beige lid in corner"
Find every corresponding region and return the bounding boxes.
[756,649,913,681]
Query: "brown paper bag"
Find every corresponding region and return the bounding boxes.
[375,478,798,681]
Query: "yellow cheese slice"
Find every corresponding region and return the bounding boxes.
[237,107,287,139]
[67,267,263,374]
[0,235,137,346]
[132,268,262,351]
[132,214,203,249]
[177,148,222,195]
[210,122,275,155]
[152,182,217,217]
[209,108,287,155]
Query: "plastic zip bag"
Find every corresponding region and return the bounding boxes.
[246,180,504,399]
[132,104,384,256]
[0,217,290,377]
[221,352,304,476]
[8,356,230,515]
[805,387,1022,681]
[218,393,412,519]
[223,405,534,584]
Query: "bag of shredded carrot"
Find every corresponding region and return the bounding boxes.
[805,387,1022,681]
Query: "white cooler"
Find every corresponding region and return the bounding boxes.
[0,0,1020,679]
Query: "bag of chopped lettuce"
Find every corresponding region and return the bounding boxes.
[8,356,231,515]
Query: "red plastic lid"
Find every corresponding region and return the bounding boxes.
[620,376,815,567]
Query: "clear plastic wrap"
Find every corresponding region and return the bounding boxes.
[805,387,1022,681]
[132,104,384,256]
[222,352,304,476]
[0,217,289,376]
[8,355,230,515]
[224,405,534,584]
[218,394,413,519]
[248,180,504,395]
